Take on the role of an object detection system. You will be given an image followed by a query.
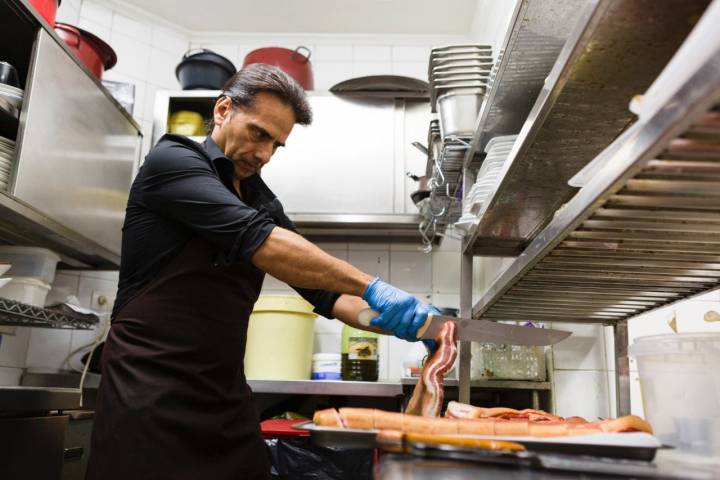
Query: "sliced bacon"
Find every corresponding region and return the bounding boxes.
[406,321,458,417]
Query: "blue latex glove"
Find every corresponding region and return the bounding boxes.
[362,277,440,342]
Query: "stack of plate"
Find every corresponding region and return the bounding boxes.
[0,83,23,110]
[0,136,16,191]
[455,135,518,232]
[428,45,493,140]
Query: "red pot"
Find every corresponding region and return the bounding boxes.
[29,0,59,26]
[54,23,117,80]
[243,46,314,90]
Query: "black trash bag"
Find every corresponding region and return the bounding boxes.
[265,438,373,480]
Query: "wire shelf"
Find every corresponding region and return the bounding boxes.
[0,297,97,330]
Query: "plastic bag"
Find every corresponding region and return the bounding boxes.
[265,438,373,480]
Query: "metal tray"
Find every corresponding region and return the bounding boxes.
[294,422,663,461]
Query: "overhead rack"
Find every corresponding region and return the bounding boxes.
[461,0,709,256]
[0,297,97,329]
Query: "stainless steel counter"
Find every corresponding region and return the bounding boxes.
[0,386,80,411]
[247,379,404,397]
[377,450,720,480]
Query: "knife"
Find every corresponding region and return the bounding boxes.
[358,309,570,346]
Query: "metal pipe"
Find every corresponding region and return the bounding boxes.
[614,320,631,416]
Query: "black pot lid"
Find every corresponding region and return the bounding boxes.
[330,75,429,99]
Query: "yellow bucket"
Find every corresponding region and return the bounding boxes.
[244,295,317,380]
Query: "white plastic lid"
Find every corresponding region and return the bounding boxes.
[3,276,51,288]
[629,333,720,357]
[313,353,341,361]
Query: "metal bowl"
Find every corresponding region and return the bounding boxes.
[437,88,485,139]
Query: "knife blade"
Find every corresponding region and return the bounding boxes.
[357,309,570,346]
[419,314,571,345]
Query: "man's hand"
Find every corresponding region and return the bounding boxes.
[362,277,441,341]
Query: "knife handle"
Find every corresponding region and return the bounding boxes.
[415,314,435,339]
[357,308,378,327]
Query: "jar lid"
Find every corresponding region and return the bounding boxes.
[313,353,341,361]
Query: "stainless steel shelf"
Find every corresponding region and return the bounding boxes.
[400,378,551,391]
[0,386,80,411]
[472,47,720,323]
[463,0,711,256]
[247,379,404,397]
[0,297,98,329]
[289,213,423,243]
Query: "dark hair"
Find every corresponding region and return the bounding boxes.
[220,64,312,125]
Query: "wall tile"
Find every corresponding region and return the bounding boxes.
[349,250,389,280]
[0,327,30,368]
[391,62,430,81]
[553,370,610,420]
[431,293,459,310]
[112,13,152,45]
[607,370,616,418]
[152,26,189,57]
[390,251,432,293]
[392,46,432,62]
[552,323,606,371]
[55,0,81,25]
[432,251,460,294]
[353,61,393,77]
[348,242,390,252]
[354,46,391,62]
[80,1,113,28]
[76,276,118,311]
[604,326,615,372]
[675,300,720,333]
[314,316,342,335]
[143,83,159,125]
[0,366,23,386]
[77,17,112,45]
[312,61,353,90]
[314,333,341,354]
[315,45,353,62]
[148,48,182,90]
[390,243,424,252]
[386,336,414,379]
[25,329,72,371]
[111,31,152,82]
[378,335,389,380]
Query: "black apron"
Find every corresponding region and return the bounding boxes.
[86,236,270,479]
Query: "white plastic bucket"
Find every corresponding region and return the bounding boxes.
[244,295,317,380]
[0,246,60,284]
[630,333,720,456]
[0,277,52,307]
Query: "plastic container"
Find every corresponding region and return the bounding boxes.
[244,295,317,380]
[630,333,720,456]
[168,111,205,136]
[0,277,51,307]
[0,246,60,284]
[311,353,341,380]
[176,49,236,90]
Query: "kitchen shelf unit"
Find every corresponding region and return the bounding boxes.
[456,0,715,414]
[0,297,97,329]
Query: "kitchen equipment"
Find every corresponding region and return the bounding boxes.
[0,246,60,284]
[0,62,19,88]
[0,276,51,306]
[0,135,16,187]
[0,83,23,110]
[630,333,720,456]
[471,342,546,381]
[436,88,486,139]
[244,295,316,380]
[28,0,59,26]
[54,23,117,80]
[329,75,428,99]
[176,49,236,90]
[358,309,570,345]
[168,110,205,136]
[296,421,663,461]
[243,46,314,90]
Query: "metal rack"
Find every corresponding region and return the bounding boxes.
[461,0,709,257]
[457,0,716,411]
[0,297,97,329]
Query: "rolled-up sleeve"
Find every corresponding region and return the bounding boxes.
[139,141,277,264]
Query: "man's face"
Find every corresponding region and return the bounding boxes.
[212,92,295,180]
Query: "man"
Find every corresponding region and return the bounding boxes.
[87,64,439,479]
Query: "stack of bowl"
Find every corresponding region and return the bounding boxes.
[0,136,16,191]
[428,45,493,141]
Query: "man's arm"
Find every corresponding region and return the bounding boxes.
[251,226,373,297]
[330,294,385,333]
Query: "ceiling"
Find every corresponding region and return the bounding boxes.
[118,0,479,35]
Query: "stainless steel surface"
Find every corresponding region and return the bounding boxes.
[437,88,485,139]
[458,252,472,404]
[0,386,80,411]
[472,36,720,323]
[12,30,139,259]
[614,320,631,417]
[420,314,571,346]
[289,213,424,243]
[247,379,404,397]
[400,377,551,391]
[463,0,710,256]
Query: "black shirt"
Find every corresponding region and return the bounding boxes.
[112,134,340,319]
